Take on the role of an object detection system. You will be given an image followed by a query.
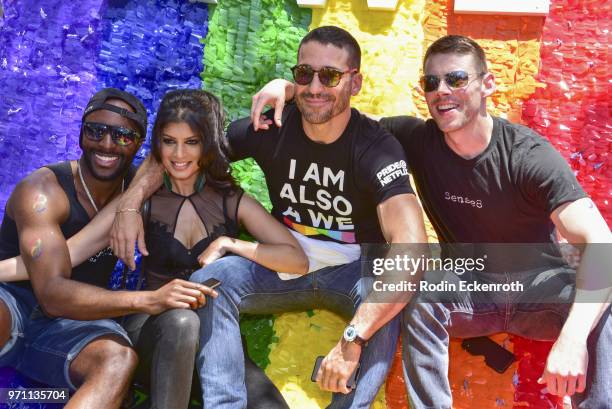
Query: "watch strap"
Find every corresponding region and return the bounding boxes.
[352,334,367,347]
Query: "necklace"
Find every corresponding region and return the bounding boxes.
[77,160,124,214]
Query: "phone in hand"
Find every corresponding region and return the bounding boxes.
[191,278,221,309]
[461,336,516,374]
[201,278,221,290]
[311,355,361,389]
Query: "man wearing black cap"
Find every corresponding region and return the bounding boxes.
[0,88,210,408]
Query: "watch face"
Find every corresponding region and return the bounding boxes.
[344,326,357,342]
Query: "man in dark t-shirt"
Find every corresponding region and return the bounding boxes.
[189,27,427,409]
[382,37,610,409]
[111,26,428,409]
[250,35,610,408]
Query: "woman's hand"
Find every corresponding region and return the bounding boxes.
[197,236,231,267]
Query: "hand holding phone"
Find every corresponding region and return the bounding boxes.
[311,355,361,390]
[190,278,221,309]
[202,277,221,290]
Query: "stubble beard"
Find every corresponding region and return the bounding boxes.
[296,85,351,125]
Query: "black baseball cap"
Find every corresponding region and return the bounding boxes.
[82,88,148,137]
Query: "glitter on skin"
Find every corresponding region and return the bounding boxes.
[30,239,42,259]
[33,194,48,213]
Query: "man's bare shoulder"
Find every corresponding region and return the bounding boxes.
[6,165,71,223]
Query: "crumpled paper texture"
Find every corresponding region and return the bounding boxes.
[0,0,104,220]
[522,0,610,225]
[0,0,607,407]
[311,0,428,118]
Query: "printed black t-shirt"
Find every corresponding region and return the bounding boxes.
[227,104,414,244]
[380,115,588,245]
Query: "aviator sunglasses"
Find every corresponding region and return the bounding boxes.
[291,64,357,88]
[420,70,485,93]
[82,122,142,147]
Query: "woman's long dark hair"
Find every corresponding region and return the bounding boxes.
[151,89,237,192]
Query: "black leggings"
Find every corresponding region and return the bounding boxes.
[123,309,288,409]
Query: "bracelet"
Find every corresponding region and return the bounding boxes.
[116,208,141,214]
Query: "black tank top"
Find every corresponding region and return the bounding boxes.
[0,161,132,289]
[143,184,243,290]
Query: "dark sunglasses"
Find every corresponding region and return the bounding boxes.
[291,64,357,88]
[420,70,485,93]
[82,122,142,147]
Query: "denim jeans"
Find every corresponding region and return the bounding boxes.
[190,255,399,409]
[402,267,611,409]
[0,283,131,390]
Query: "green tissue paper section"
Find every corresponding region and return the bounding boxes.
[201,0,311,369]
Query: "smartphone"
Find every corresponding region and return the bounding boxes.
[461,337,516,374]
[310,356,361,389]
[201,278,221,289]
[191,278,221,309]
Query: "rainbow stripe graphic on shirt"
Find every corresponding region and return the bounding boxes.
[283,217,356,244]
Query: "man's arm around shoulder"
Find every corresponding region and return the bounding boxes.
[110,155,163,269]
[379,115,425,145]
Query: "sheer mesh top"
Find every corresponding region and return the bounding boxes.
[143,184,243,290]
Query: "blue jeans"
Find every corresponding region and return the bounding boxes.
[0,283,131,390]
[402,267,611,409]
[190,255,399,409]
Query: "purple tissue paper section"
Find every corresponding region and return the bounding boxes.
[0,0,208,219]
[0,0,104,215]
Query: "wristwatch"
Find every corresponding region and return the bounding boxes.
[343,324,367,347]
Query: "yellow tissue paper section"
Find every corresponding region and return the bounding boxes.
[266,310,387,408]
[311,0,428,117]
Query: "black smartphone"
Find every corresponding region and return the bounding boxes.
[201,278,221,289]
[310,356,361,389]
[461,337,516,374]
[191,278,221,310]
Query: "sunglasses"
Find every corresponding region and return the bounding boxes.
[291,64,357,88]
[82,122,142,147]
[420,70,485,93]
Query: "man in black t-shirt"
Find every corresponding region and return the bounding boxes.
[190,27,427,409]
[384,36,610,409]
[250,35,610,408]
[111,26,428,409]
